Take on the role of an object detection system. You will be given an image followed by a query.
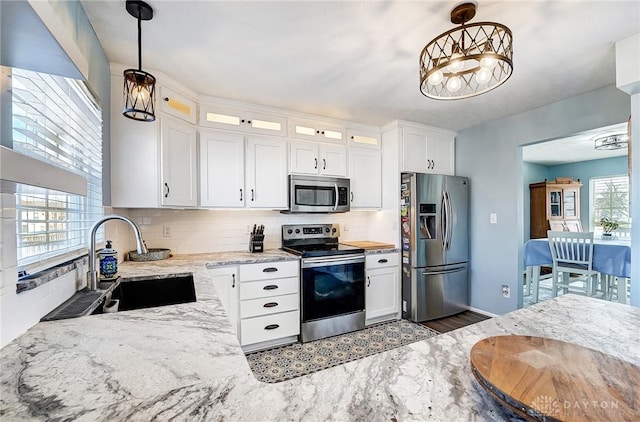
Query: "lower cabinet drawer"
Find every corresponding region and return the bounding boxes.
[240,293,299,318]
[240,310,300,346]
[240,276,298,300]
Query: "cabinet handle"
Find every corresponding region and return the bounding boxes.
[367,276,371,287]
[232,274,235,288]
[351,136,354,139]
[378,259,388,264]
[239,188,243,201]
[350,192,354,202]
[164,183,170,198]
[316,130,321,134]
[321,131,325,135]
[163,97,169,102]
[264,324,280,330]
[263,302,278,308]
[251,189,255,201]
[314,158,318,169]
[262,267,278,273]
[247,120,252,125]
[263,285,278,290]
[323,158,326,170]
[241,119,245,123]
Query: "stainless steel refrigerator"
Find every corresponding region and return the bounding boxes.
[400,173,469,322]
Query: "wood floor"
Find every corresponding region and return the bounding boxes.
[420,310,491,333]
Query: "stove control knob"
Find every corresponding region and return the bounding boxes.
[287,229,293,234]
[332,228,337,233]
[325,227,330,233]
[295,229,301,234]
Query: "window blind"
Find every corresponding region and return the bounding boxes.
[11,68,103,266]
[590,175,630,231]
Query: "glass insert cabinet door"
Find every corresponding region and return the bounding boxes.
[564,190,577,218]
[549,190,562,217]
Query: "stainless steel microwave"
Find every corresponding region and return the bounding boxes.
[287,175,350,213]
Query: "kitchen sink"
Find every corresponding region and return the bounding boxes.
[93,274,196,314]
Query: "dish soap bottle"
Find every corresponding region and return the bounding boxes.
[99,240,118,280]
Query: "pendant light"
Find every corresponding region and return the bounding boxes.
[122,0,156,122]
[419,2,513,100]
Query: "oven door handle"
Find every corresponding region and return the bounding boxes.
[302,254,365,268]
[333,183,339,211]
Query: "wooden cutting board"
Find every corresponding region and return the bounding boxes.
[470,335,640,421]
[339,241,396,250]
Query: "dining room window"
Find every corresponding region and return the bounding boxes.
[10,67,103,271]
[589,175,630,236]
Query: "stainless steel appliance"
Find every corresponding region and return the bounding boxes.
[282,223,365,342]
[286,175,350,213]
[400,173,470,322]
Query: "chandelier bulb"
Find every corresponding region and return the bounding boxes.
[428,70,444,85]
[446,76,462,93]
[480,56,497,69]
[475,67,492,85]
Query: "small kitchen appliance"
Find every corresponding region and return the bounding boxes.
[285,175,350,213]
[401,173,470,322]
[282,223,365,342]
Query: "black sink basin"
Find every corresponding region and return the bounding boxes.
[93,274,196,314]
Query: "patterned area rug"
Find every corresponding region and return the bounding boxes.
[246,319,440,383]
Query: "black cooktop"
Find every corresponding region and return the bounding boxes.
[282,243,364,258]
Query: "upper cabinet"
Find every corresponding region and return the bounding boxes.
[159,86,197,124]
[200,130,246,208]
[200,131,288,209]
[199,104,288,137]
[160,116,198,207]
[401,126,455,175]
[289,118,346,143]
[349,147,381,208]
[289,141,347,177]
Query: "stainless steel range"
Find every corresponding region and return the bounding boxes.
[282,223,365,343]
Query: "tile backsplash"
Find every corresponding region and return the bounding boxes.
[110,209,375,257]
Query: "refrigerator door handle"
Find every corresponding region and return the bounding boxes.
[422,265,466,276]
[440,191,447,250]
[445,190,453,250]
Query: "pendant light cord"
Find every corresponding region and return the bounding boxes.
[137,4,142,71]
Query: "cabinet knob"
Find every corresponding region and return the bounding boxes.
[163,97,169,102]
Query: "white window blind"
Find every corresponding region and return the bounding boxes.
[590,175,630,233]
[11,68,103,267]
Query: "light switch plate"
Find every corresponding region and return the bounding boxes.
[490,213,497,224]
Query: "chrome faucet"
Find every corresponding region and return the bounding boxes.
[87,215,147,291]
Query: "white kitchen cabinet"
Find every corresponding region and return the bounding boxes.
[209,266,239,335]
[365,252,401,325]
[289,141,347,177]
[289,118,346,143]
[347,128,381,149]
[246,137,288,209]
[349,147,381,208]
[199,130,245,207]
[199,103,288,137]
[160,116,198,207]
[401,127,455,175]
[159,85,197,124]
[238,260,300,351]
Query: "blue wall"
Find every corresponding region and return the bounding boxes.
[456,85,630,315]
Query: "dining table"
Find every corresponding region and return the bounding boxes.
[524,237,632,303]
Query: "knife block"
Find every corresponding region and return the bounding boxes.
[249,234,264,253]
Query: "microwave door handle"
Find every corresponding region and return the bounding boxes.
[334,183,339,211]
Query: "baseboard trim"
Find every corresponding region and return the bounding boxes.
[466,306,499,318]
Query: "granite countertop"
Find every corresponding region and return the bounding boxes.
[1,249,639,421]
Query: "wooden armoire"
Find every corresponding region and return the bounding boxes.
[529,178,583,239]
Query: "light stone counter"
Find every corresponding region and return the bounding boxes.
[1,250,639,421]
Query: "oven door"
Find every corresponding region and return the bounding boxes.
[301,254,365,322]
[288,175,350,213]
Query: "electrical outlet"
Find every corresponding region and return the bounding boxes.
[343,224,350,231]
[502,284,510,298]
[163,225,172,238]
[490,213,497,224]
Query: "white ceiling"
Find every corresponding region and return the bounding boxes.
[522,122,629,166]
[81,1,640,132]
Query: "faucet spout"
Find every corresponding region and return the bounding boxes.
[87,215,148,291]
